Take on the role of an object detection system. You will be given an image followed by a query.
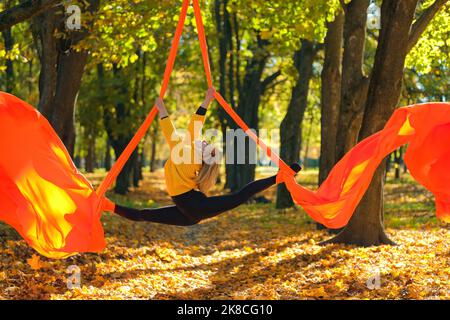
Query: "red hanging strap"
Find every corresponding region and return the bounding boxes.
[98,0,295,199]
[96,0,191,198]
[192,0,213,88]
[160,0,191,97]
[214,92,296,176]
[192,0,295,176]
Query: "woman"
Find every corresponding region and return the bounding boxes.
[106,88,301,226]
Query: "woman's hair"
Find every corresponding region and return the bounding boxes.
[196,161,220,193]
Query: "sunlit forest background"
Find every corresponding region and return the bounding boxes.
[0,0,449,300]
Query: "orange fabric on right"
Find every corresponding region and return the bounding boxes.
[216,96,450,228]
[286,103,450,228]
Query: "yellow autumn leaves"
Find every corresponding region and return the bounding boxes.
[0,170,449,300]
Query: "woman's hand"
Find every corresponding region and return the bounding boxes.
[201,87,216,109]
[155,97,169,118]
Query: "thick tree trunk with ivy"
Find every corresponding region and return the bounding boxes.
[334,0,370,163]
[332,0,446,170]
[318,0,369,233]
[276,39,316,209]
[324,0,445,246]
[319,10,344,185]
[31,1,99,156]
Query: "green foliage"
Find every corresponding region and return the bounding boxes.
[79,0,178,68]
[230,0,342,53]
[1,0,449,170]
[406,3,450,73]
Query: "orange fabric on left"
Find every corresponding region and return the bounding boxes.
[0,92,105,258]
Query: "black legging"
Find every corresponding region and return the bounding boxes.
[114,175,277,226]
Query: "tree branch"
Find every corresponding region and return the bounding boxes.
[0,0,61,32]
[264,78,287,94]
[339,0,347,13]
[314,43,324,53]
[407,0,449,53]
[261,70,282,93]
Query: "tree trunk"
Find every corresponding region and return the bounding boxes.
[132,150,142,188]
[149,122,158,172]
[112,143,135,195]
[85,135,96,173]
[319,10,344,185]
[335,0,370,163]
[214,0,236,190]
[324,0,420,246]
[394,148,403,180]
[32,1,99,156]
[131,54,143,188]
[225,9,238,190]
[2,25,14,93]
[385,153,392,181]
[103,65,135,195]
[276,40,316,209]
[51,51,88,155]
[27,59,33,97]
[302,110,316,168]
[104,137,112,171]
[97,63,112,172]
[109,136,134,195]
[232,35,280,191]
[110,65,130,194]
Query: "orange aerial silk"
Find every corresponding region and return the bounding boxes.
[0,0,449,259]
[0,92,105,259]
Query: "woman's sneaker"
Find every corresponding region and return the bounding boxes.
[276,161,302,184]
[290,162,302,175]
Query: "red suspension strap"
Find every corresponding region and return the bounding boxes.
[192,0,213,88]
[192,0,295,176]
[96,0,191,197]
[214,93,296,176]
[98,0,295,198]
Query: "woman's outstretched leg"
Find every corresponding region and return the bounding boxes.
[177,162,302,221]
[113,204,198,226]
[111,163,301,227]
[193,175,277,219]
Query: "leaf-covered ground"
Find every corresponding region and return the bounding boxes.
[0,169,449,300]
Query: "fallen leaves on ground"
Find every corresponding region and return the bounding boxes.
[0,169,449,300]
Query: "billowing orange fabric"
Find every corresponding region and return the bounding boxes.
[215,93,450,229]
[0,0,448,260]
[0,92,105,258]
[283,103,450,228]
